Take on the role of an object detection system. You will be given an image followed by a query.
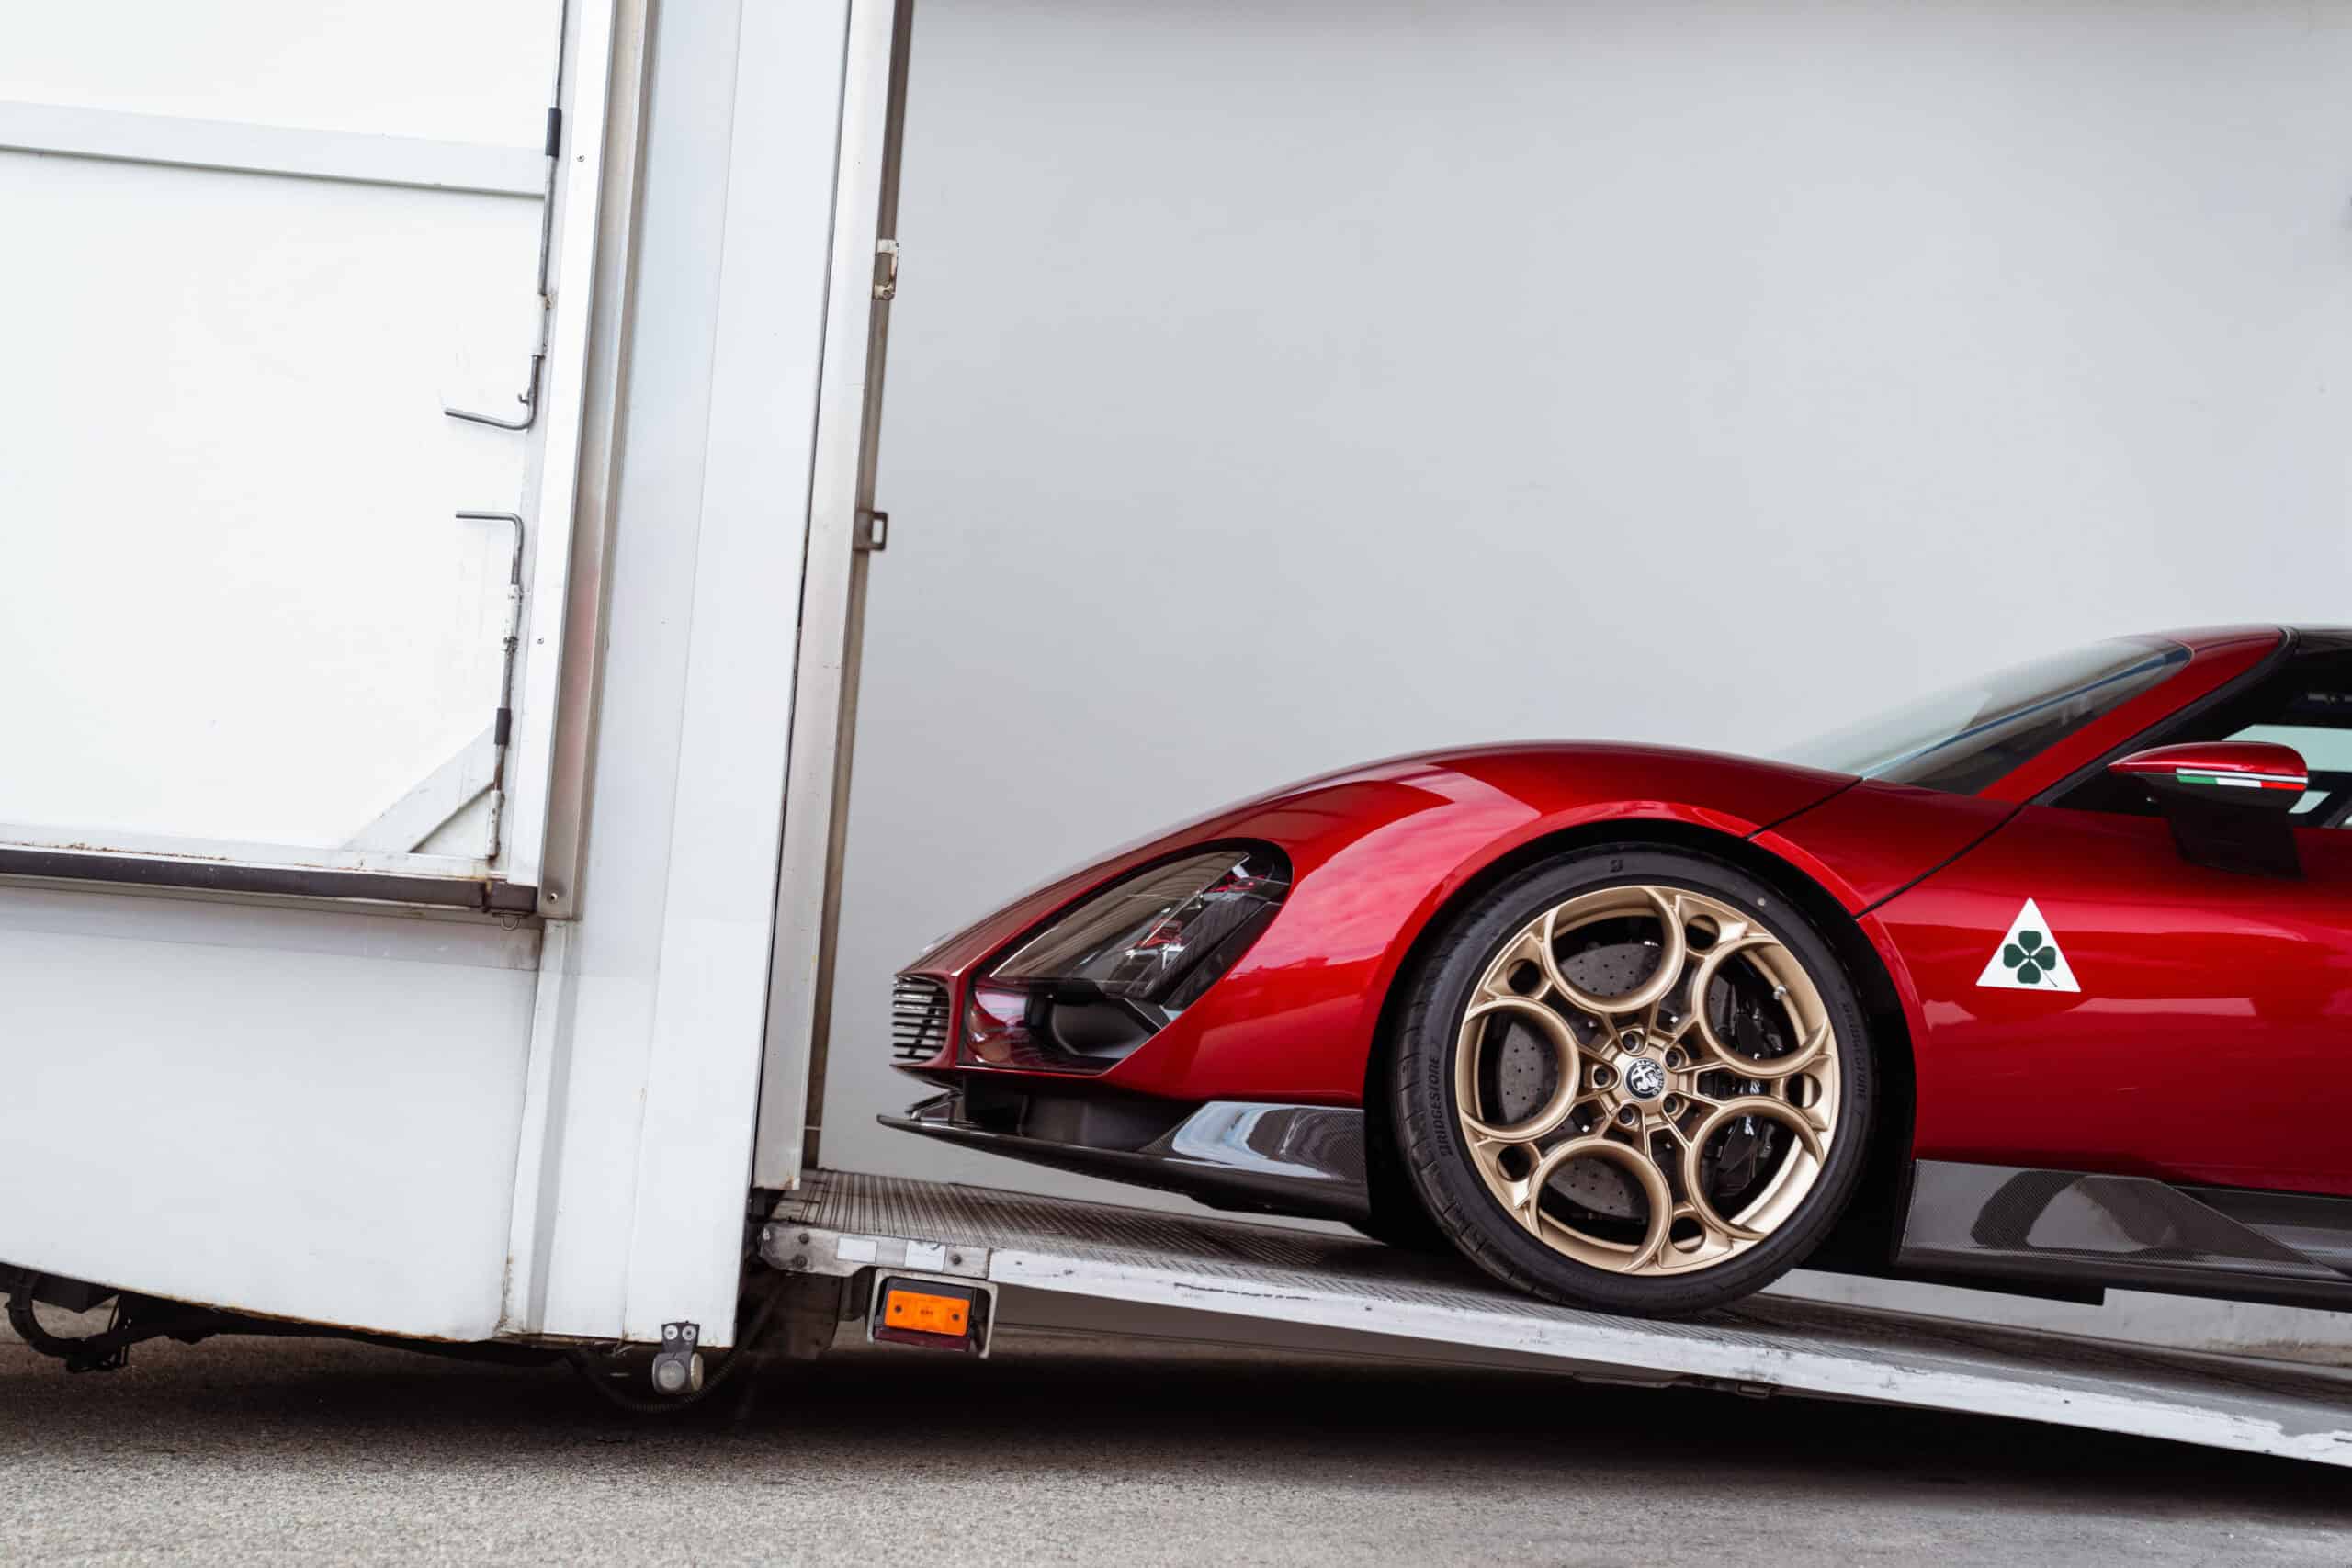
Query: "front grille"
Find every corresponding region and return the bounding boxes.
[890,976,952,1066]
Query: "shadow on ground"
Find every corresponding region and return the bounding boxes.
[4,1324,2346,1565]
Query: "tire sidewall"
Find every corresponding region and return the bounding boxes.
[1394,846,1875,1314]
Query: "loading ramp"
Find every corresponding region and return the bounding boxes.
[764,1169,2352,1469]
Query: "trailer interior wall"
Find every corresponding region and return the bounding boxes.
[825,0,2352,1346]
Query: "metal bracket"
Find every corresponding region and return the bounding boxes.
[854,508,888,553]
[444,41,570,430]
[759,1221,989,1281]
[650,1321,703,1396]
[872,237,900,300]
[444,297,551,431]
[458,509,526,856]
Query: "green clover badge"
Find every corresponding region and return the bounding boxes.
[2002,931,2056,985]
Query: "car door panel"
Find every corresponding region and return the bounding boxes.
[1877,803,2352,1196]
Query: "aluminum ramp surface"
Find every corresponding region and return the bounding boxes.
[766,1168,2352,1469]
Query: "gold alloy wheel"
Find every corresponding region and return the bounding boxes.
[1452,883,1839,1277]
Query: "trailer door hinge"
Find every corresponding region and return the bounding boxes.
[444,103,562,431]
[873,238,900,300]
[854,509,889,553]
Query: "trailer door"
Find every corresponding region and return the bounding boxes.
[0,0,617,908]
[752,0,917,1190]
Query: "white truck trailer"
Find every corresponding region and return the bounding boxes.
[5,0,2351,1465]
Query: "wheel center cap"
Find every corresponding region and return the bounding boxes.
[1623,1057,1667,1100]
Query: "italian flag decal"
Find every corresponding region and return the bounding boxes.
[1976,898,2079,993]
[2175,768,2303,792]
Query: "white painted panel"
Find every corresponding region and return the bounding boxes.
[0,0,557,147]
[0,101,547,196]
[614,0,856,1325]
[0,152,534,851]
[613,0,849,1348]
[0,885,538,1339]
[515,0,745,1346]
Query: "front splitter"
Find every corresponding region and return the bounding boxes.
[880,1091,1371,1224]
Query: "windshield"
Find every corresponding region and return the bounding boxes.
[1780,637,2190,795]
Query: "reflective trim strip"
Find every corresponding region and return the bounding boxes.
[2175,770,2305,790]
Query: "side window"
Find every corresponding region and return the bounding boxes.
[2055,649,2352,826]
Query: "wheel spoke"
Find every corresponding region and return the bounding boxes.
[1475,929,1559,1007]
[1547,885,1688,1019]
[1457,995,1584,1145]
[1523,1136,1674,1272]
[1702,1095,1825,1161]
[1647,990,1697,1047]
[1679,1096,1825,1242]
[1532,906,1576,1006]
[1650,1109,1697,1150]
[1664,1199,1745,1269]
[1494,1164,1543,1235]
[1689,942,1831,1080]
[1677,1080,1726,1111]
[1769,1076,1835,1137]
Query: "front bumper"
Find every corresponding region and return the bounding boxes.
[880,1089,1371,1224]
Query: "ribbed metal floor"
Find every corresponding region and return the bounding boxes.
[775,1168,2352,1467]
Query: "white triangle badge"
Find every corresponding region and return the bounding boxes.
[1976,898,2079,993]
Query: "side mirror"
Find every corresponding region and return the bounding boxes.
[2108,741,2307,877]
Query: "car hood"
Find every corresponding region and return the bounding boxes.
[907,741,1857,976]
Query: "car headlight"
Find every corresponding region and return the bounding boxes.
[964,845,1291,1072]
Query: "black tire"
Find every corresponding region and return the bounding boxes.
[1389,845,1875,1317]
[1348,1083,1451,1252]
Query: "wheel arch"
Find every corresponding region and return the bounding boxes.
[1358,818,1917,1271]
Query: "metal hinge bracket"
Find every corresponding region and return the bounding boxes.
[854,509,889,553]
[445,106,562,430]
[760,1222,989,1281]
[456,509,526,857]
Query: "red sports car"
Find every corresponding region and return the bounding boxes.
[887,625,2352,1317]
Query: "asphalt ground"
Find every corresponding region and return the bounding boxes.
[4,1319,2346,1566]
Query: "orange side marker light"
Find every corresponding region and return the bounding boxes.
[884,1286,970,1337]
